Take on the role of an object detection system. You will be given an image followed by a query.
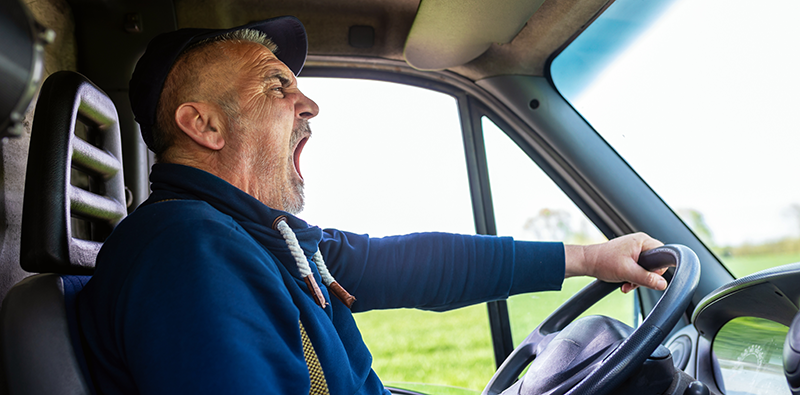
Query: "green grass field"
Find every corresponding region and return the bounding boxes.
[720,252,800,278]
[353,252,800,394]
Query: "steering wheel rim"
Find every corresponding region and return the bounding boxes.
[482,244,701,395]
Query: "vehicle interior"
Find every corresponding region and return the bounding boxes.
[1,0,799,394]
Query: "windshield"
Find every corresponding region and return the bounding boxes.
[551,0,800,278]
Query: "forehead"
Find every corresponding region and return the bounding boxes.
[215,40,293,78]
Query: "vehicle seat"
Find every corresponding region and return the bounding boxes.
[0,71,127,395]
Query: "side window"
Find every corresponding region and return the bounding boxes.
[297,77,635,392]
[298,78,495,393]
[481,117,635,344]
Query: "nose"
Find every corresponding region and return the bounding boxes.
[295,90,319,120]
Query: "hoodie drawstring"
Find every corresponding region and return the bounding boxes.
[273,217,356,309]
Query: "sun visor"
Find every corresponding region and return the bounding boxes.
[403,0,546,71]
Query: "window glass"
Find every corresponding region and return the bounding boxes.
[551,0,800,278]
[299,78,474,236]
[298,77,492,393]
[481,117,634,345]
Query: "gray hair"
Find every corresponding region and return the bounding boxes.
[194,28,278,53]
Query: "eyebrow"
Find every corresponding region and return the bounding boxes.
[266,70,292,87]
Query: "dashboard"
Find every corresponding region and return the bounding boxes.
[665,262,800,394]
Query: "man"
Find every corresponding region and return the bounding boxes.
[78,16,668,395]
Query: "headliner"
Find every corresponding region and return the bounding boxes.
[173,0,611,81]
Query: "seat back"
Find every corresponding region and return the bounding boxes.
[0,274,93,394]
[0,71,127,395]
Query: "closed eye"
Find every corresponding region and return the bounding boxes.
[266,72,291,86]
[265,73,292,96]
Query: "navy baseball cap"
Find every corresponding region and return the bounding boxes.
[129,16,307,150]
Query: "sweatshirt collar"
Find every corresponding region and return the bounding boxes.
[143,163,323,257]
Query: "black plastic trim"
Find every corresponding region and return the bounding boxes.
[456,94,516,366]
[693,262,800,339]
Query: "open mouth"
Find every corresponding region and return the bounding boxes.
[293,136,309,180]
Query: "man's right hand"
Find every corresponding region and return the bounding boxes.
[564,232,669,293]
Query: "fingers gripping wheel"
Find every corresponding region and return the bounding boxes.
[482,244,701,395]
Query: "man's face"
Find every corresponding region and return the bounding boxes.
[216,41,319,214]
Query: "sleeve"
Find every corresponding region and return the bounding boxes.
[117,217,310,394]
[318,229,565,312]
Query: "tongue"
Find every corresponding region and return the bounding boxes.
[294,138,308,180]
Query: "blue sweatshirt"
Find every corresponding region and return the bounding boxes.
[77,164,565,394]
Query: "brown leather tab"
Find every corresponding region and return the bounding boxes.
[303,275,328,308]
[328,282,356,309]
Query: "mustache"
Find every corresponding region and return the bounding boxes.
[291,119,312,147]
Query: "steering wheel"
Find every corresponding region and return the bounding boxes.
[482,244,700,395]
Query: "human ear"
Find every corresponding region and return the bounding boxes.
[174,102,226,150]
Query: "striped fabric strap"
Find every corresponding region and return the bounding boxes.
[299,320,331,395]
